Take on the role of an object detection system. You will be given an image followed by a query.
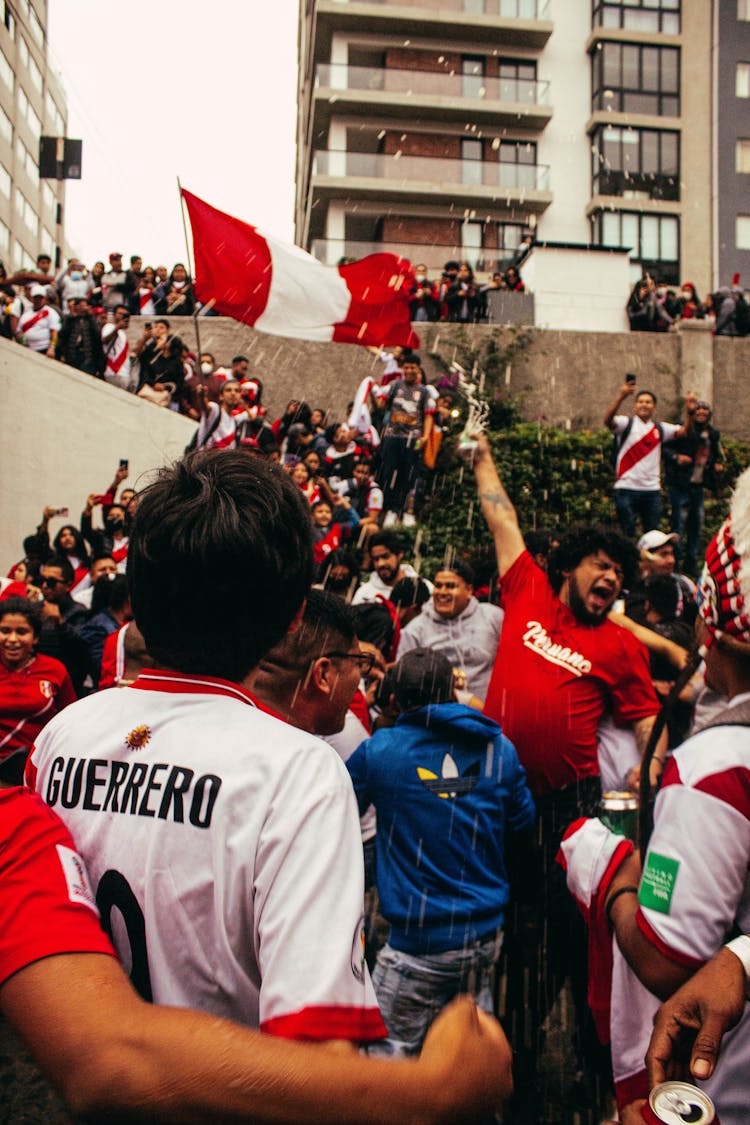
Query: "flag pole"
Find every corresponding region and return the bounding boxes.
[177,176,202,360]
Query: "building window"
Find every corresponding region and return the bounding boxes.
[737,140,750,173]
[2,2,14,38]
[13,238,33,269]
[592,209,679,284]
[17,86,41,138]
[0,161,9,197]
[0,219,9,253]
[737,216,750,250]
[14,187,38,235]
[592,1,680,35]
[26,52,41,94]
[44,90,64,134]
[461,56,485,99]
[738,63,750,98]
[461,138,483,185]
[28,5,43,48]
[740,0,750,20]
[498,58,536,102]
[592,42,679,116]
[42,180,55,214]
[0,47,11,91]
[15,134,36,182]
[499,140,538,188]
[592,125,679,200]
[0,103,10,144]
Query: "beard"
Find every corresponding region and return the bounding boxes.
[567,573,612,627]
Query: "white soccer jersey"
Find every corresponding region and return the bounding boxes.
[612,414,680,491]
[27,669,385,1042]
[18,305,60,352]
[613,696,750,1122]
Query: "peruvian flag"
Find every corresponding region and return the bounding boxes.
[181,189,419,349]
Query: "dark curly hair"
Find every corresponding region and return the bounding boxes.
[547,525,639,595]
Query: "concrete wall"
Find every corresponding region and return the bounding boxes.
[1,339,193,572]
[123,315,750,437]
[523,246,631,332]
[7,319,748,570]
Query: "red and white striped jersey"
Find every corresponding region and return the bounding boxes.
[612,414,680,491]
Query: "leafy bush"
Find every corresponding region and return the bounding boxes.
[410,419,750,581]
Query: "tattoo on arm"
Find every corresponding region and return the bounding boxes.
[481,491,513,511]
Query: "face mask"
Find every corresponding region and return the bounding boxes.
[70,271,83,281]
[201,362,213,375]
[105,517,124,533]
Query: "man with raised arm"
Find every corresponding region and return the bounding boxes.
[472,433,663,1121]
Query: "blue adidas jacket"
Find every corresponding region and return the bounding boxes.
[346,702,535,955]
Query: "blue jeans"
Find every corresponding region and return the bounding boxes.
[370,931,503,1055]
[614,488,661,538]
[669,482,704,575]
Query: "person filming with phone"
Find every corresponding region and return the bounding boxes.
[603,375,697,538]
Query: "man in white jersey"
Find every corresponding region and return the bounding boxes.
[16,284,60,356]
[101,304,133,390]
[28,451,386,1044]
[602,465,750,1123]
[604,379,696,538]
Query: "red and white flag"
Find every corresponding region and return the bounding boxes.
[181,189,419,349]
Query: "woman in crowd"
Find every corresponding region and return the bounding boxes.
[677,281,703,320]
[290,459,321,506]
[155,263,195,316]
[445,262,481,323]
[134,265,157,317]
[0,597,76,773]
[325,423,359,486]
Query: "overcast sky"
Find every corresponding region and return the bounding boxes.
[47,0,299,268]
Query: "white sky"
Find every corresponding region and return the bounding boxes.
[46,0,299,268]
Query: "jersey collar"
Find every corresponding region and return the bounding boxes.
[129,668,262,707]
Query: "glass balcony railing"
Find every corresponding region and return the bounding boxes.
[315,64,551,106]
[310,238,519,275]
[318,0,550,14]
[313,150,551,191]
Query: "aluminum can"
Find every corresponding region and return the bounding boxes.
[640,1081,717,1123]
[600,790,639,842]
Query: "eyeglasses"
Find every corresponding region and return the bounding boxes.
[40,575,65,587]
[323,651,375,675]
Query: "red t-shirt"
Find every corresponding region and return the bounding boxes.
[0,654,76,759]
[0,787,116,987]
[484,551,658,795]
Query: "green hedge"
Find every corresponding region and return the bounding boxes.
[410,420,750,581]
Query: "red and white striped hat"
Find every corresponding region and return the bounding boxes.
[697,466,750,645]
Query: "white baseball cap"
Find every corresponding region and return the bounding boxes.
[637,530,678,552]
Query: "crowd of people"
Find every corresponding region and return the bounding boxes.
[407,259,526,323]
[3,330,750,1125]
[627,273,750,336]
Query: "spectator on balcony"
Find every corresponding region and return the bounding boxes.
[445,262,480,323]
[155,263,195,317]
[57,259,94,315]
[8,252,57,305]
[0,263,21,339]
[437,260,459,319]
[512,230,535,269]
[677,281,703,321]
[409,264,440,322]
[101,252,135,313]
[126,254,143,293]
[15,286,60,358]
[101,305,134,392]
[626,276,673,332]
[55,297,105,378]
[131,264,157,317]
[503,265,525,293]
[88,260,106,308]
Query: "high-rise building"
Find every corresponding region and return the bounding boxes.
[0,0,68,272]
[296,0,744,293]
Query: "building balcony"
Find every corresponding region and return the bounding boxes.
[312,64,553,130]
[309,0,553,54]
[311,150,552,210]
[310,237,518,276]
